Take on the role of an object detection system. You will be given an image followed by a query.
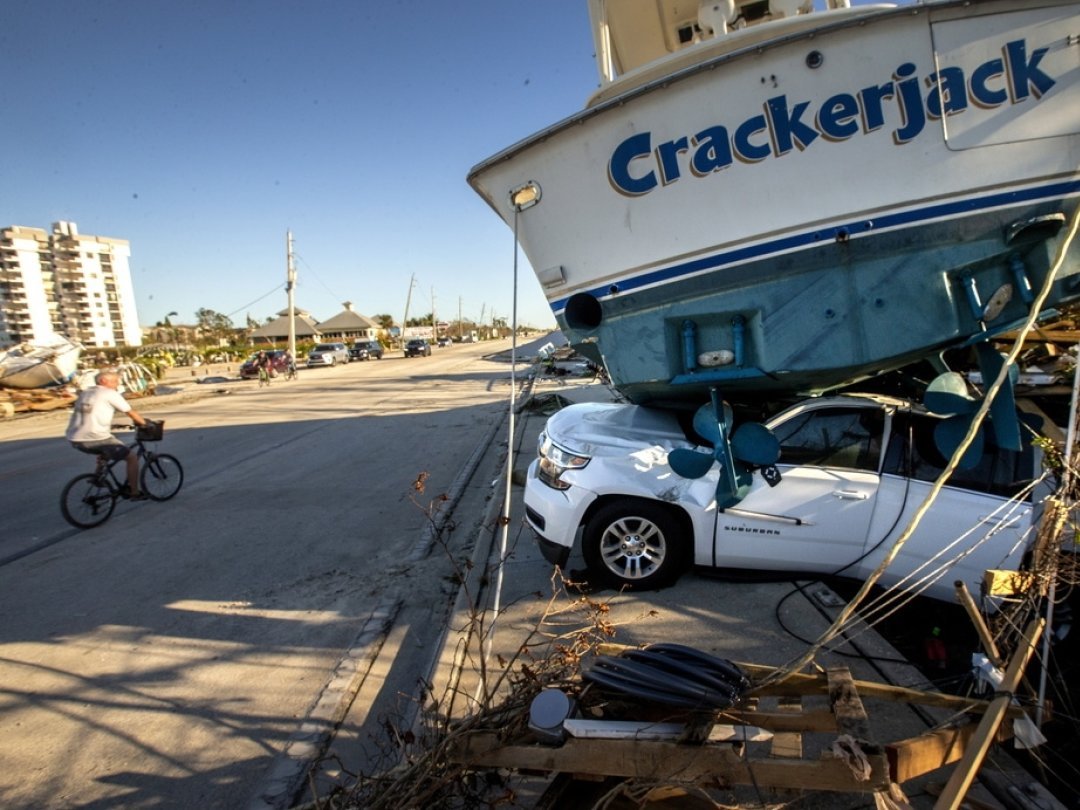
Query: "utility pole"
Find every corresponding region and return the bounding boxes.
[458,296,463,341]
[431,286,437,341]
[401,273,416,348]
[286,230,297,361]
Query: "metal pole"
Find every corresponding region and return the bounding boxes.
[1034,345,1080,726]
[286,230,297,362]
[401,274,415,349]
[482,182,539,692]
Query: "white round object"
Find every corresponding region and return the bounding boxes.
[698,349,735,367]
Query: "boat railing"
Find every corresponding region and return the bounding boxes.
[587,1,897,106]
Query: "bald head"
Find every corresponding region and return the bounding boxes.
[95,370,121,388]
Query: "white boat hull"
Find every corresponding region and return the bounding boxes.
[470,0,1080,405]
[0,338,82,389]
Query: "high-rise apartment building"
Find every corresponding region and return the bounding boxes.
[0,221,141,348]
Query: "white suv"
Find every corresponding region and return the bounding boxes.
[524,395,1050,606]
[306,343,350,367]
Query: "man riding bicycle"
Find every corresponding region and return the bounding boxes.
[66,369,150,500]
[254,350,272,385]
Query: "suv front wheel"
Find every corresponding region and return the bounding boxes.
[582,499,686,590]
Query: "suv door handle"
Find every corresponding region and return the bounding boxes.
[834,490,869,500]
[979,514,1022,528]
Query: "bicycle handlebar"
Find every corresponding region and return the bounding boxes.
[115,418,162,432]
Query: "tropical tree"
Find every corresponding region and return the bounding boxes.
[195,308,235,345]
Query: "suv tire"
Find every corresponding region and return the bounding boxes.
[582,499,686,590]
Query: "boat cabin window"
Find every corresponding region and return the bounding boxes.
[741,1,771,24]
[773,406,884,472]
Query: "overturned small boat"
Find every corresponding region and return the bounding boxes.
[469,0,1080,407]
[0,335,82,389]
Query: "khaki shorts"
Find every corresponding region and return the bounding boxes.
[72,437,130,461]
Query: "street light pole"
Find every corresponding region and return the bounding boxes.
[401,273,416,349]
[166,311,179,354]
[286,230,297,361]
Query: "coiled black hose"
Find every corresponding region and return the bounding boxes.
[582,643,750,710]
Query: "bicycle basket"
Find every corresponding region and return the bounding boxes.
[137,421,164,442]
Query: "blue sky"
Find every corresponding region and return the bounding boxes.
[3,1,895,333]
[2,0,599,330]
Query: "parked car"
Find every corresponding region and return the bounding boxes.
[239,350,291,379]
[306,342,350,367]
[350,340,384,361]
[404,338,432,357]
[524,395,1052,606]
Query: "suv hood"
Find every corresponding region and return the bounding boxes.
[544,403,690,458]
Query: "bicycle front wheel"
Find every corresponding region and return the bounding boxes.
[61,474,116,528]
[141,454,184,501]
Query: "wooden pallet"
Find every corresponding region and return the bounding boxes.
[449,659,1029,807]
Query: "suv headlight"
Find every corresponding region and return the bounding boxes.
[537,430,590,490]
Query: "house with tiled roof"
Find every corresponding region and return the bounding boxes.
[317,302,380,342]
[250,308,321,344]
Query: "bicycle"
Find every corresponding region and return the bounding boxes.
[284,362,298,381]
[258,366,272,387]
[60,420,184,529]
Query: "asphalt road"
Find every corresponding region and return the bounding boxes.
[0,338,534,809]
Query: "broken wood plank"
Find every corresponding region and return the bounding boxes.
[828,667,874,743]
[983,569,1036,598]
[562,719,771,742]
[886,723,1011,784]
[450,732,892,792]
[770,696,803,760]
[998,328,1080,344]
[954,582,1004,667]
[740,665,1024,718]
[725,706,836,733]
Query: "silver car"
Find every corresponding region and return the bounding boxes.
[306,342,350,367]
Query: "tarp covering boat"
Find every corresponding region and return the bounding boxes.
[0,335,82,390]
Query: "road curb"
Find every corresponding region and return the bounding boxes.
[406,409,507,564]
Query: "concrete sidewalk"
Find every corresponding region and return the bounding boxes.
[428,370,1022,808]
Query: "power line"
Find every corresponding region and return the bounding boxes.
[294,252,342,302]
[224,283,284,320]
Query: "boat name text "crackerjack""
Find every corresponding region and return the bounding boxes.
[608,39,1055,197]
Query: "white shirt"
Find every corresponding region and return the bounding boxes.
[66,386,132,442]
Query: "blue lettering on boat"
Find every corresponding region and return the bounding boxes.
[608,39,1056,197]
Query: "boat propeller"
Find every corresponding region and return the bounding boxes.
[668,388,781,509]
[923,343,1022,468]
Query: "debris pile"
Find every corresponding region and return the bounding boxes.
[0,386,77,417]
[304,579,619,809]
[0,362,161,418]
